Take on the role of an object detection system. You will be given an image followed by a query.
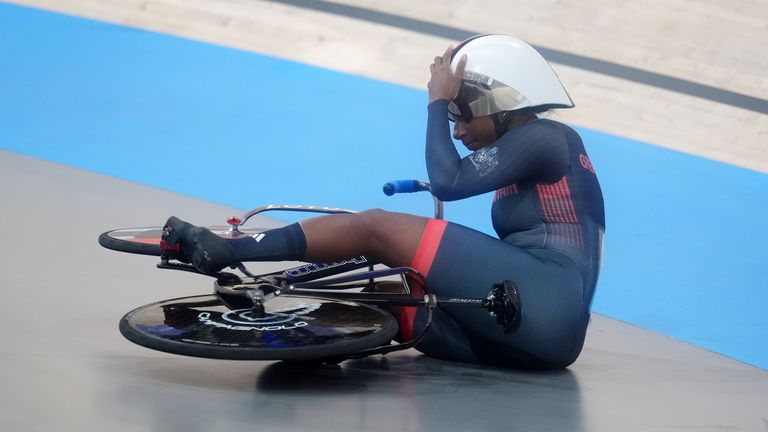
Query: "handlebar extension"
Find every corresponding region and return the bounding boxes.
[382,180,432,196]
[383,179,443,220]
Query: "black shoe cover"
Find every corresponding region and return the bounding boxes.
[162,216,234,274]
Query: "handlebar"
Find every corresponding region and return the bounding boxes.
[235,180,444,228]
[383,179,443,220]
[382,180,431,196]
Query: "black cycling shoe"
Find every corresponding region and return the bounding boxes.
[161,216,234,274]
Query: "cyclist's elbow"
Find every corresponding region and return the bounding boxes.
[429,181,458,201]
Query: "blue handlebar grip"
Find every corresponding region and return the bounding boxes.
[383,180,421,196]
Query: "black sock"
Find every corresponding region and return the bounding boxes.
[228,223,307,262]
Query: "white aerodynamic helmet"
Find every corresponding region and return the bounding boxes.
[448,34,574,122]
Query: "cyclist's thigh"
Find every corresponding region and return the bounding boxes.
[413,222,587,367]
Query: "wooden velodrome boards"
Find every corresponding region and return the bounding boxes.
[10,0,768,172]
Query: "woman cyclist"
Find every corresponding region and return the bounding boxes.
[162,34,605,369]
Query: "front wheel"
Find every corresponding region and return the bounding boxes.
[98,226,268,256]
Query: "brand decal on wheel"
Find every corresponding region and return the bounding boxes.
[197,303,321,332]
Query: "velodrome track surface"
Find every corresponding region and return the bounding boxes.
[2,150,767,431]
[1,1,768,431]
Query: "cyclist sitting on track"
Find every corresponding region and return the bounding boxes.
[162,34,605,370]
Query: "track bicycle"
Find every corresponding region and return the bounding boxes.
[98,180,521,363]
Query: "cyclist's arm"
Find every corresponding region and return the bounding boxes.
[425,99,569,201]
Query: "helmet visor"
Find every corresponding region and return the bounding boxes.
[447,72,528,122]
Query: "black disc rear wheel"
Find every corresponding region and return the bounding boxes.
[119,294,399,361]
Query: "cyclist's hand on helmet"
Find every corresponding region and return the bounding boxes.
[161,216,234,274]
[428,45,466,103]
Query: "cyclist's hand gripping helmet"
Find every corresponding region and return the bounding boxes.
[448,35,574,136]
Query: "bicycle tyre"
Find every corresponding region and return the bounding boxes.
[119,294,399,361]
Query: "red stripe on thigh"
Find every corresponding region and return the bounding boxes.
[399,219,448,341]
[409,219,448,277]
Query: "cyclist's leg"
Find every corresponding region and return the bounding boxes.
[405,221,588,369]
[300,209,429,268]
[164,210,429,273]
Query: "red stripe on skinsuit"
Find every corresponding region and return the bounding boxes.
[551,182,572,243]
[559,178,579,223]
[553,181,567,221]
[555,181,573,223]
[553,182,568,222]
[549,184,565,222]
[410,219,448,277]
[558,178,584,246]
[536,184,553,222]
[399,219,448,341]
[550,184,565,222]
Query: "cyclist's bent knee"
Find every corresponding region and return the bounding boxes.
[353,209,427,266]
[356,208,397,238]
[358,208,388,220]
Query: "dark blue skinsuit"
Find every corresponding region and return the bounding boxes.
[411,99,605,369]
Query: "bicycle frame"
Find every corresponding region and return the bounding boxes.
[155,180,520,360]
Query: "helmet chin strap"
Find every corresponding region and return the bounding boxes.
[492,111,514,139]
